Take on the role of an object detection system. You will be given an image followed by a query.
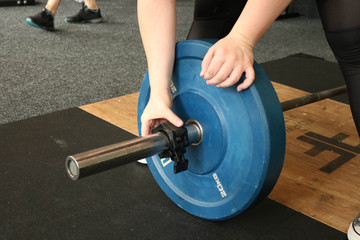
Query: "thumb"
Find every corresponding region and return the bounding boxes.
[164,108,183,127]
[141,119,152,136]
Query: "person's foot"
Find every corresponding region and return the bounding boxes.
[26,8,55,31]
[348,213,360,240]
[65,4,103,23]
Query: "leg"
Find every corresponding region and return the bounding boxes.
[187,0,247,40]
[84,0,98,10]
[316,0,360,136]
[45,0,61,16]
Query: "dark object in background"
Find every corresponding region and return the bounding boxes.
[0,0,34,7]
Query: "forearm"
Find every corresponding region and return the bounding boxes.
[137,0,176,94]
[229,0,292,47]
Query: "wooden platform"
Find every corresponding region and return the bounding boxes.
[80,82,360,233]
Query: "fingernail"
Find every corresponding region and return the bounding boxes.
[176,120,183,126]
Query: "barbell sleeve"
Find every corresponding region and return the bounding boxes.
[281,85,347,112]
[66,133,168,180]
[65,123,202,180]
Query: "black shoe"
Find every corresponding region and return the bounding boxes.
[26,8,55,31]
[65,4,103,23]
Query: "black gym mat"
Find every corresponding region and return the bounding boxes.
[0,55,348,240]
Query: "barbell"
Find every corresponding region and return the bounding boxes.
[65,40,347,220]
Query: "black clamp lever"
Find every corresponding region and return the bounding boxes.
[151,122,189,174]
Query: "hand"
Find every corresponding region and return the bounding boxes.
[140,89,183,136]
[200,33,255,91]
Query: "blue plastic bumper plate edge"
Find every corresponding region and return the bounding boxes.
[137,40,286,220]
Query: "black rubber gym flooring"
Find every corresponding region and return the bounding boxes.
[0,56,347,239]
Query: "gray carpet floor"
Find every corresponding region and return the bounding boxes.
[0,0,336,124]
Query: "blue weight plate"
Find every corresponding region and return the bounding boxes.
[137,40,285,220]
